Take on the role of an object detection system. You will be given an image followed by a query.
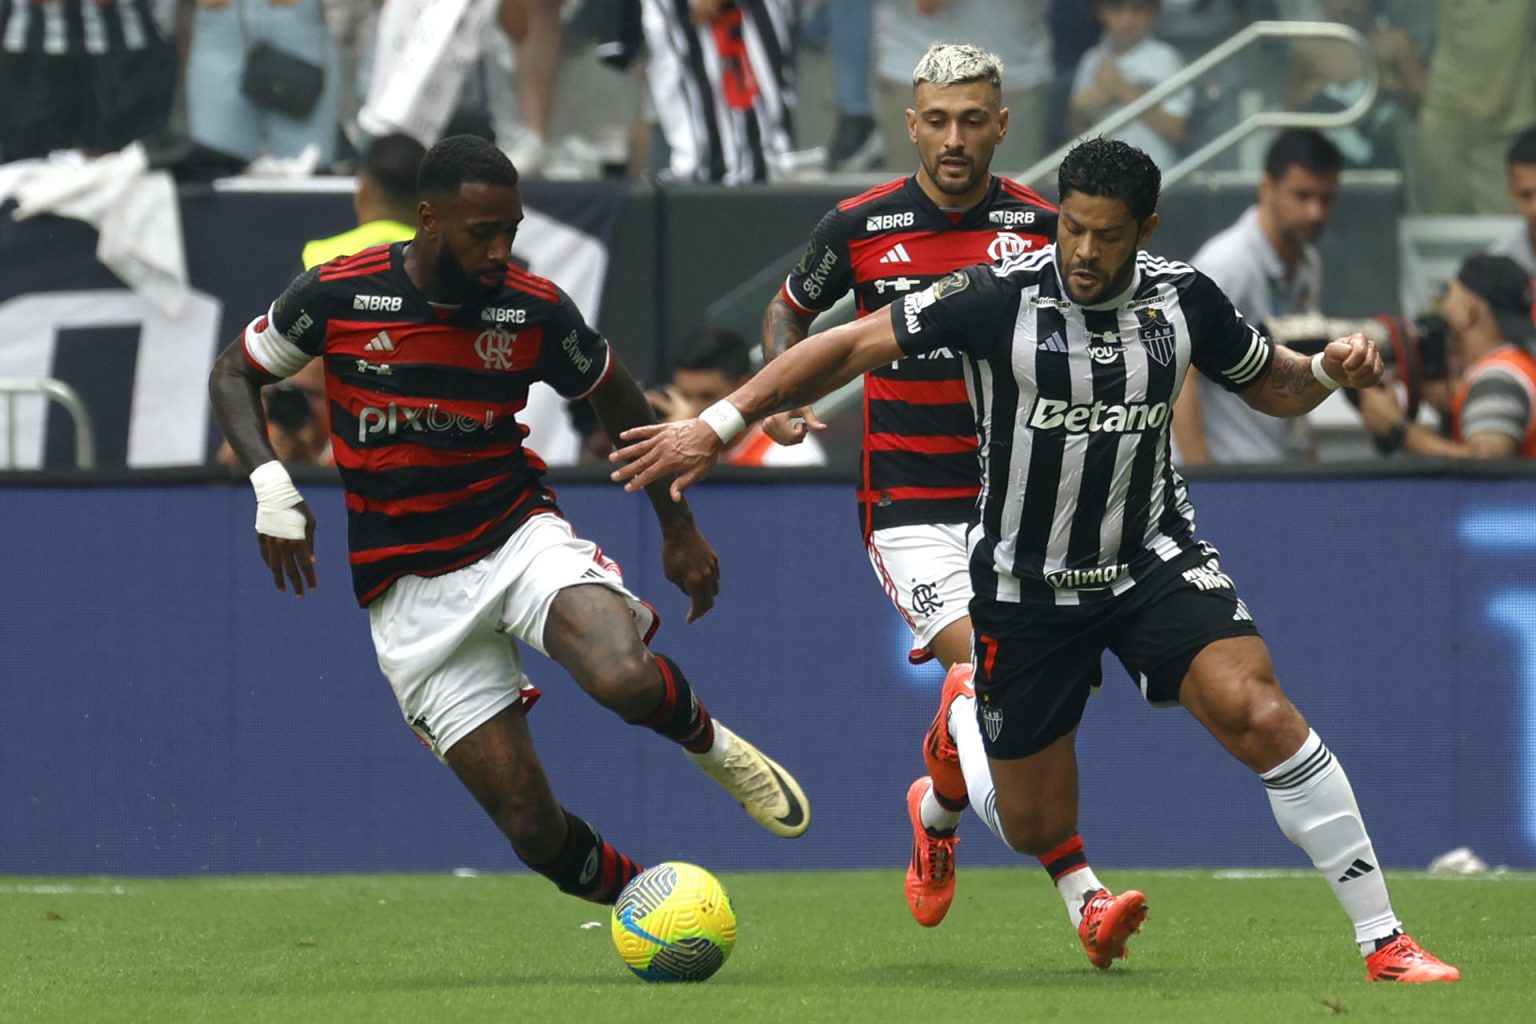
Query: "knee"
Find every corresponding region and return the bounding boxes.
[584,648,660,722]
[1221,685,1297,741]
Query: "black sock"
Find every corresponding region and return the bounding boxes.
[1373,929,1404,952]
[636,653,715,753]
[517,810,642,904]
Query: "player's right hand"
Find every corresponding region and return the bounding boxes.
[258,502,318,598]
[610,420,722,502]
[762,407,828,446]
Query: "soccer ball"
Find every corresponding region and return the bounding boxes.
[611,862,737,982]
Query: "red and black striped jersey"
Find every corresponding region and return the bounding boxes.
[781,175,1056,533]
[242,242,613,605]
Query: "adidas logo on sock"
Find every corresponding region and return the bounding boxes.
[1337,858,1376,882]
[879,244,912,264]
[364,331,395,353]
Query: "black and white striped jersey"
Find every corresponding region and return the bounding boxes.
[891,245,1274,606]
[640,0,793,184]
[0,0,162,56]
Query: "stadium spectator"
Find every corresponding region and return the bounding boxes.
[216,360,332,470]
[184,0,341,167]
[1283,0,1425,169]
[652,327,826,468]
[872,0,1052,178]
[1356,254,1536,459]
[1409,0,1536,215]
[1068,0,1191,172]
[637,0,794,184]
[0,0,175,161]
[1172,128,1342,464]
[1046,0,1105,146]
[614,136,1461,985]
[495,0,564,176]
[301,133,426,269]
[819,0,883,171]
[1491,126,1536,276]
[210,135,810,909]
[759,41,1055,927]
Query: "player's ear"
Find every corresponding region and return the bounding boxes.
[906,107,918,144]
[996,104,1009,142]
[418,200,436,236]
[1137,212,1160,248]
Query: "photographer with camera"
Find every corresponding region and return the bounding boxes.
[1356,254,1536,459]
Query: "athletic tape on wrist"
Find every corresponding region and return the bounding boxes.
[1310,352,1342,391]
[250,460,307,540]
[699,399,746,444]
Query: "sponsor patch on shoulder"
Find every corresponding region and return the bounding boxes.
[932,270,970,300]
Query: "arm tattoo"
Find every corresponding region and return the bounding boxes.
[1263,349,1315,398]
[761,296,814,362]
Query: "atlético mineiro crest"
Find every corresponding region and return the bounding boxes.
[980,700,1004,743]
[1136,307,1176,366]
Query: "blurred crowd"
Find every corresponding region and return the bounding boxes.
[0,0,1525,202]
[3,0,1534,470]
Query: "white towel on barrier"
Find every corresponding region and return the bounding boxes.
[4,144,188,317]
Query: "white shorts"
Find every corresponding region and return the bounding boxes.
[865,522,973,662]
[368,512,658,759]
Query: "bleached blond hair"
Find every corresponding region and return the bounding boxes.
[912,42,1004,92]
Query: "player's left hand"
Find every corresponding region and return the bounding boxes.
[1321,333,1385,389]
[661,522,721,622]
[610,420,722,502]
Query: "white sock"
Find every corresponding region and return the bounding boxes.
[687,722,733,767]
[1056,867,1105,928]
[950,695,1004,842]
[919,786,962,833]
[952,693,1105,926]
[1261,729,1401,954]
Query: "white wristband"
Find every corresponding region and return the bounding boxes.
[1310,352,1342,391]
[250,459,307,540]
[699,399,746,444]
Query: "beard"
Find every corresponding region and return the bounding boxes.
[925,152,985,197]
[436,247,500,304]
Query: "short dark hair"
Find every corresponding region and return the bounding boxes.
[1508,125,1536,167]
[674,327,752,381]
[1058,137,1161,222]
[362,133,427,208]
[1264,128,1343,180]
[417,134,519,198]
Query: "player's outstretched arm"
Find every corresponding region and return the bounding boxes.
[610,309,903,496]
[759,293,828,446]
[587,355,720,622]
[209,339,318,598]
[1242,334,1383,418]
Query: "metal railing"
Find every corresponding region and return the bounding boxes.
[0,377,97,470]
[782,20,1379,421]
[1016,19,1378,190]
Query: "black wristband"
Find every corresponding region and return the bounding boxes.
[1374,419,1409,455]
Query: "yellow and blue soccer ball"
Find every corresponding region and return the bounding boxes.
[611,862,737,982]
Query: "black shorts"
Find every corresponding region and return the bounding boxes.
[969,544,1261,760]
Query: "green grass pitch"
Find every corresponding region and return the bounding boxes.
[3,869,1530,1023]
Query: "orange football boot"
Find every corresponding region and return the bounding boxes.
[923,662,975,809]
[1078,888,1148,969]
[1365,935,1460,982]
[904,776,959,927]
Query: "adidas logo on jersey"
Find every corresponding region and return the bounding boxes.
[1037,331,1068,353]
[879,243,912,264]
[364,331,395,353]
